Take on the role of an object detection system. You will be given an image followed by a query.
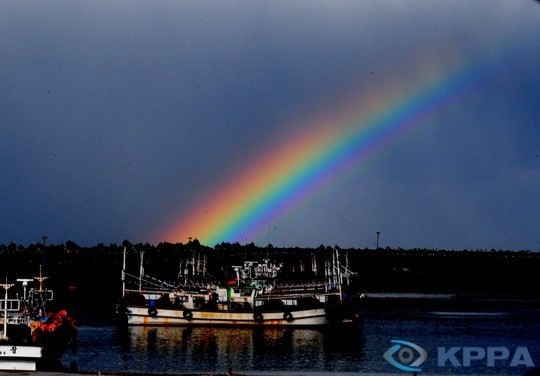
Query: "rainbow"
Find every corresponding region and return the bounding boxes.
[159,60,477,246]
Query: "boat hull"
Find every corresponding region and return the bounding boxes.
[123,305,351,326]
[0,344,42,371]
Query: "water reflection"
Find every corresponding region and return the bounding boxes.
[79,312,540,375]
[114,325,365,373]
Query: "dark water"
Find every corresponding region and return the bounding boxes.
[70,309,540,375]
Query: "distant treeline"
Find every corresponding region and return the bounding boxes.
[1,240,539,322]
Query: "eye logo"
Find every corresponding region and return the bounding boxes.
[383,339,428,372]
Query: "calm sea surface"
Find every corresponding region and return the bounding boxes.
[70,307,540,375]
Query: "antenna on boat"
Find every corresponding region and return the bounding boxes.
[1,275,15,340]
[33,265,49,292]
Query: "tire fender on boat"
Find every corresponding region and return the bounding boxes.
[183,309,193,320]
[283,311,294,322]
[253,312,264,322]
[148,307,158,317]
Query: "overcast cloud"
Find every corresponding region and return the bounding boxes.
[1,1,539,250]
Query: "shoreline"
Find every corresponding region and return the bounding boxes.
[10,373,522,376]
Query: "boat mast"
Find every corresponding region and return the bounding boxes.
[139,250,144,292]
[334,248,343,303]
[191,251,195,276]
[122,246,127,297]
[1,275,15,340]
[33,265,48,293]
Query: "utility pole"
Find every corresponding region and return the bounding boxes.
[376,231,381,249]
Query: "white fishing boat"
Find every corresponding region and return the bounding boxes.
[0,268,77,371]
[117,247,362,327]
[0,343,43,371]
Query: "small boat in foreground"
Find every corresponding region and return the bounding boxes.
[117,247,362,327]
[0,268,77,371]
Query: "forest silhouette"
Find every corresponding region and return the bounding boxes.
[1,239,539,324]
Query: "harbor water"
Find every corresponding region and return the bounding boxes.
[70,307,540,375]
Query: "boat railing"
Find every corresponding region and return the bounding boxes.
[273,281,328,290]
[124,287,172,296]
[176,281,220,291]
[124,269,221,293]
[124,271,177,290]
[0,298,21,312]
[5,315,29,325]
